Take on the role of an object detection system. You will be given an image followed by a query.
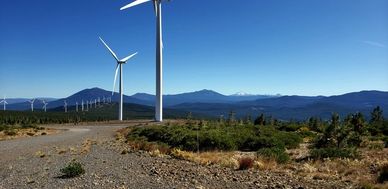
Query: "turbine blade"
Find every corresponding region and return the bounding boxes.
[120,0,152,10]
[112,64,120,95]
[99,37,119,61]
[120,52,138,62]
[153,0,157,16]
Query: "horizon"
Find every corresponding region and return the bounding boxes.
[4,86,388,99]
[1,0,387,97]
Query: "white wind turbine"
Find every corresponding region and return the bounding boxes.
[99,37,137,121]
[64,100,68,113]
[76,101,79,112]
[42,100,48,112]
[81,100,84,111]
[29,99,35,112]
[120,0,167,122]
[86,100,89,111]
[0,95,8,111]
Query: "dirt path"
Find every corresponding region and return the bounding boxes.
[0,123,355,189]
[0,125,125,163]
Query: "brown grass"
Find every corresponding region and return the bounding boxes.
[238,157,254,170]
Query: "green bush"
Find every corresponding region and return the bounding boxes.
[127,123,302,152]
[377,164,388,183]
[257,147,290,164]
[310,147,359,159]
[0,125,9,131]
[60,161,85,178]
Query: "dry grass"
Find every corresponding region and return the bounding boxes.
[35,150,46,158]
[0,128,58,141]
[238,157,254,170]
[289,147,388,187]
[80,139,96,154]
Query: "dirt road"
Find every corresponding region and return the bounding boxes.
[0,123,354,189]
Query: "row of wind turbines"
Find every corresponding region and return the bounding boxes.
[100,0,168,122]
[0,96,112,113]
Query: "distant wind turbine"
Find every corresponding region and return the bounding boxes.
[0,95,8,111]
[86,100,89,111]
[42,100,48,112]
[29,99,35,112]
[120,0,168,122]
[81,100,84,111]
[64,100,68,113]
[76,101,79,112]
[99,37,137,121]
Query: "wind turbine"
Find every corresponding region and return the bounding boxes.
[29,99,35,112]
[86,100,89,111]
[120,0,166,122]
[99,37,137,121]
[42,100,48,112]
[64,100,68,113]
[81,100,84,111]
[94,99,97,108]
[0,96,8,111]
[76,101,79,112]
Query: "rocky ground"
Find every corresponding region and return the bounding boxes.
[0,122,357,189]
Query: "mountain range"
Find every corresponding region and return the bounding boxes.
[6,88,388,120]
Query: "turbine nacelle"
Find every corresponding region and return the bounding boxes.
[99,37,137,96]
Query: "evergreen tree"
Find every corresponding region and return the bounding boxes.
[370,106,384,123]
[254,113,265,125]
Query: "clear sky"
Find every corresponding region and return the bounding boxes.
[0,0,387,98]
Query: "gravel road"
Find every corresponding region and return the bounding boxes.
[0,122,356,189]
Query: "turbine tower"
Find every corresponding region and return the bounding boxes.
[99,37,137,121]
[64,100,68,113]
[121,0,166,122]
[0,96,8,111]
[86,100,89,111]
[42,100,48,112]
[81,100,84,111]
[29,99,35,112]
[76,101,79,112]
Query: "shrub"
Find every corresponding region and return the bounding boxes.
[0,125,9,131]
[60,161,85,178]
[4,129,16,136]
[238,157,254,170]
[309,147,358,159]
[377,164,388,183]
[257,147,290,164]
[126,123,302,153]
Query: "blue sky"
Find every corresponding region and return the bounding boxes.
[0,0,387,98]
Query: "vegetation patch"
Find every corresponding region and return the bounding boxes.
[238,157,254,170]
[377,164,388,184]
[60,161,85,178]
[310,148,359,159]
[257,147,290,164]
[126,122,302,152]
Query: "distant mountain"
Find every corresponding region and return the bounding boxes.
[7,88,388,121]
[170,90,388,120]
[131,89,279,106]
[7,88,151,111]
[2,98,57,105]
